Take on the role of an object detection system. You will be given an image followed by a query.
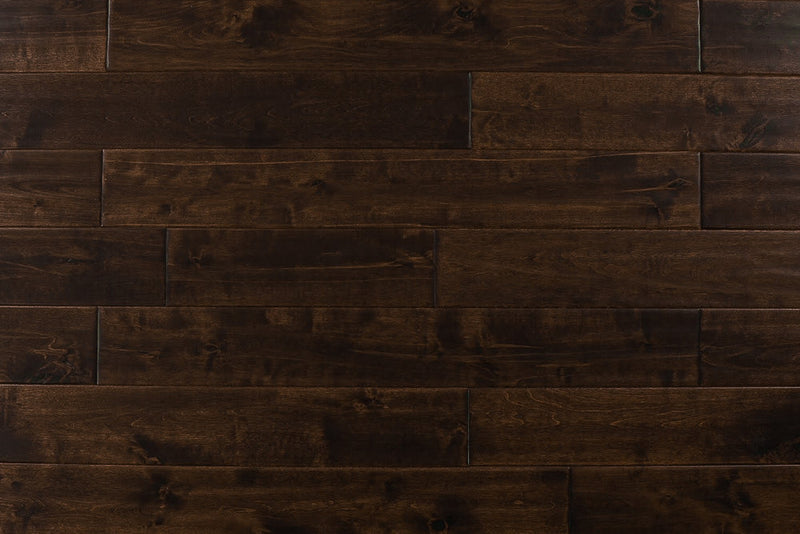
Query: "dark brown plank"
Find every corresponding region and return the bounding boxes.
[0,73,468,149]
[108,0,697,72]
[0,0,106,71]
[0,308,95,384]
[470,388,800,465]
[100,307,698,387]
[0,387,466,466]
[703,0,800,74]
[0,229,164,305]
[0,465,567,533]
[472,73,800,151]
[0,150,100,226]
[572,467,800,533]
[438,230,800,307]
[167,229,434,306]
[702,153,800,229]
[103,150,699,229]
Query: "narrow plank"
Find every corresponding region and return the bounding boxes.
[0,0,106,71]
[108,0,697,72]
[167,229,434,306]
[0,387,466,466]
[702,153,800,229]
[103,150,699,229]
[472,73,800,151]
[0,150,100,226]
[0,73,468,149]
[470,388,800,465]
[100,308,698,387]
[0,229,164,305]
[703,0,800,74]
[0,308,95,384]
[438,230,800,307]
[572,467,800,533]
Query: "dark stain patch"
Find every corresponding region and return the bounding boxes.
[10,501,43,532]
[0,429,35,460]
[435,309,464,353]
[383,476,405,502]
[705,95,736,116]
[240,1,303,49]
[17,109,52,147]
[133,472,186,528]
[732,403,800,461]
[425,495,481,533]
[589,0,628,39]
[631,0,662,22]
[234,468,260,487]
[11,480,22,491]
[128,434,218,466]
[260,515,319,534]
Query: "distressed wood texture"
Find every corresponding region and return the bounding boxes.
[438,230,800,307]
[472,73,800,151]
[99,308,698,387]
[0,229,164,305]
[0,73,468,149]
[0,387,466,466]
[0,308,95,384]
[703,0,800,74]
[167,229,434,306]
[103,150,699,228]
[470,388,800,465]
[571,467,800,533]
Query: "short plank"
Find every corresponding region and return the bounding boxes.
[0,150,99,226]
[572,467,800,533]
[0,0,106,71]
[0,73,468,149]
[100,308,698,387]
[0,387,466,466]
[0,229,164,305]
[167,229,434,306]
[703,0,800,74]
[470,388,800,465]
[103,150,699,228]
[108,0,697,72]
[438,230,800,307]
[0,465,567,533]
[0,308,95,384]
[472,73,800,151]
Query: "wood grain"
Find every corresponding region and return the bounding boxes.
[0,230,164,305]
[470,388,800,465]
[167,229,434,306]
[0,387,466,466]
[571,467,800,533]
[472,73,800,151]
[103,150,699,228]
[438,230,800,307]
[0,73,468,149]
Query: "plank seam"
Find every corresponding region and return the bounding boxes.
[697,308,704,386]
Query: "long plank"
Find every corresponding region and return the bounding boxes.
[108,0,697,72]
[0,387,466,466]
[0,308,95,384]
[0,0,106,71]
[99,308,698,387]
[0,73,468,149]
[438,230,800,307]
[103,150,699,228]
[572,467,800,533]
[167,229,434,306]
[470,388,800,465]
[0,230,164,305]
[0,465,567,533]
[472,73,800,151]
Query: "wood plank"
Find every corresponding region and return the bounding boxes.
[472,73,800,151]
[0,0,106,71]
[702,153,800,229]
[103,150,699,229]
[571,467,800,533]
[100,308,698,387]
[0,150,100,226]
[0,229,164,305]
[703,0,800,74]
[108,0,697,72]
[0,73,468,149]
[470,388,800,465]
[167,229,434,306]
[0,308,95,384]
[438,230,800,307]
[0,387,466,466]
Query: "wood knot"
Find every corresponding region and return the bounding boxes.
[631,1,660,20]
